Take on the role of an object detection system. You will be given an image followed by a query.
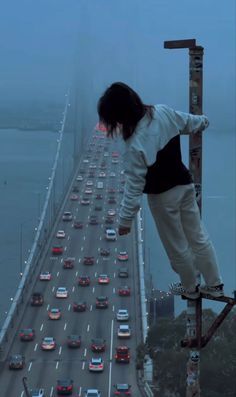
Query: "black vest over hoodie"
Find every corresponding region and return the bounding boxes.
[143,135,193,194]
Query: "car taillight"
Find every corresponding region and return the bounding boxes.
[125,392,131,395]
[115,392,120,395]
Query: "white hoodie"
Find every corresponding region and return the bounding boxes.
[119,104,209,228]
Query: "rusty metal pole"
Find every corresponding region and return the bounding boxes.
[164,39,204,397]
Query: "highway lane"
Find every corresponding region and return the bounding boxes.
[0,134,143,397]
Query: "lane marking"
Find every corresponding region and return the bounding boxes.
[59,346,62,355]
[112,305,115,312]
[67,236,70,240]
[82,361,85,370]
[87,324,90,332]
[79,386,82,396]
[83,236,86,241]
[28,362,32,372]
[76,271,78,276]
[52,286,55,292]
[64,246,67,251]
[47,304,50,311]
[68,304,71,311]
[81,247,84,251]
[57,271,60,277]
[56,361,59,369]
[92,287,95,293]
[113,287,116,294]
[114,272,116,278]
[50,387,53,397]
[34,343,38,352]
[84,348,87,357]
[64,323,67,331]
[20,392,24,397]
[72,286,75,292]
[40,323,44,331]
[90,305,92,311]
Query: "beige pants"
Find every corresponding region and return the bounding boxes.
[147,184,223,291]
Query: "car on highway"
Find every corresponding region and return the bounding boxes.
[112,158,119,163]
[108,188,116,194]
[39,271,52,281]
[96,296,109,309]
[62,211,73,221]
[113,384,131,395]
[118,286,131,296]
[70,193,79,201]
[31,292,44,306]
[83,158,89,163]
[84,390,101,397]
[115,346,130,363]
[98,274,110,284]
[107,197,116,204]
[72,185,79,192]
[105,228,117,241]
[73,301,87,312]
[117,325,131,338]
[48,308,61,320]
[95,194,103,200]
[81,198,90,205]
[105,216,114,225]
[56,230,66,239]
[89,215,98,225]
[56,287,68,298]
[100,248,110,256]
[85,187,93,194]
[8,354,25,369]
[73,220,83,229]
[89,357,104,372]
[107,209,116,217]
[94,205,102,211]
[30,389,45,397]
[56,379,73,395]
[67,334,81,348]
[98,171,106,178]
[78,275,90,286]
[41,337,56,350]
[83,256,95,265]
[90,338,106,352]
[117,251,129,261]
[76,175,83,181]
[19,328,35,341]
[86,180,93,186]
[118,267,129,278]
[109,172,116,177]
[63,257,75,269]
[116,309,129,321]
[52,245,63,255]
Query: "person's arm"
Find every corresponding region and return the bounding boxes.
[119,149,147,233]
[171,108,209,135]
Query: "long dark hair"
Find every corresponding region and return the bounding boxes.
[97,82,154,140]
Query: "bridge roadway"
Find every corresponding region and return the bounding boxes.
[0,134,143,397]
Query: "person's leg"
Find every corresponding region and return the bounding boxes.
[147,186,197,292]
[180,184,223,288]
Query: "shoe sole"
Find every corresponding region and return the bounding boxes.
[200,290,224,298]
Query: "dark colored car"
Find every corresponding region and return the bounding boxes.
[31,292,44,306]
[73,221,83,229]
[19,328,35,341]
[91,338,106,353]
[73,301,87,312]
[118,267,129,278]
[72,186,79,192]
[56,379,73,395]
[83,256,94,265]
[96,296,109,309]
[89,216,98,225]
[78,275,90,286]
[52,245,63,255]
[105,216,114,225]
[9,354,25,369]
[113,383,131,395]
[94,205,102,211]
[95,194,103,200]
[67,335,81,348]
[107,197,117,204]
[100,248,110,257]
[63,257,75,269]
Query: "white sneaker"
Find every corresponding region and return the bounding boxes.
[199,284,224,298]
[169,282,200,299]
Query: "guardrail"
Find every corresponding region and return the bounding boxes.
[136,209,154,397]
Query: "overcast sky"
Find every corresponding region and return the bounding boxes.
[0,0,235,127]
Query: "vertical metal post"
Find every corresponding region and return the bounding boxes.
[164,39,204,397]
[186,45,204,397]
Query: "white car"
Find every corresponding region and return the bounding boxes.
[105,229,117,241]
[83,159,89,163]
[81,198,90,205]
[76,175,83,181]
[117,324,131,338]
[107,209,116,217]
[41,337,56,350]
[85,188,93,194]
[109,172,116,177]
[39,271,51,281]
[116,309,129,321]
[56,287,68,298]
[86,180,93,186]
[89,357,104,372]
[84,389,101,397]
[30,389,45,397]
[56,230,65,239]
[99,172,106,178]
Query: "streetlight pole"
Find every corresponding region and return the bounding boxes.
[164,38,203,397]
[19,223,23,277]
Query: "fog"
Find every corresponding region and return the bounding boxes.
[0,0,235,304]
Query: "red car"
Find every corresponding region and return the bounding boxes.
[52,245,63,255]
[63,257,75,269]
[91,338,106,352]
[56,379,73,395]
[73,221,83,229]
[117,251,129,261]
[98,274,110,284]
[78,275,90,286]
[115,346,130,363]
[83,256,94,265]
[19,328,35,341]
[118,286,131,296]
